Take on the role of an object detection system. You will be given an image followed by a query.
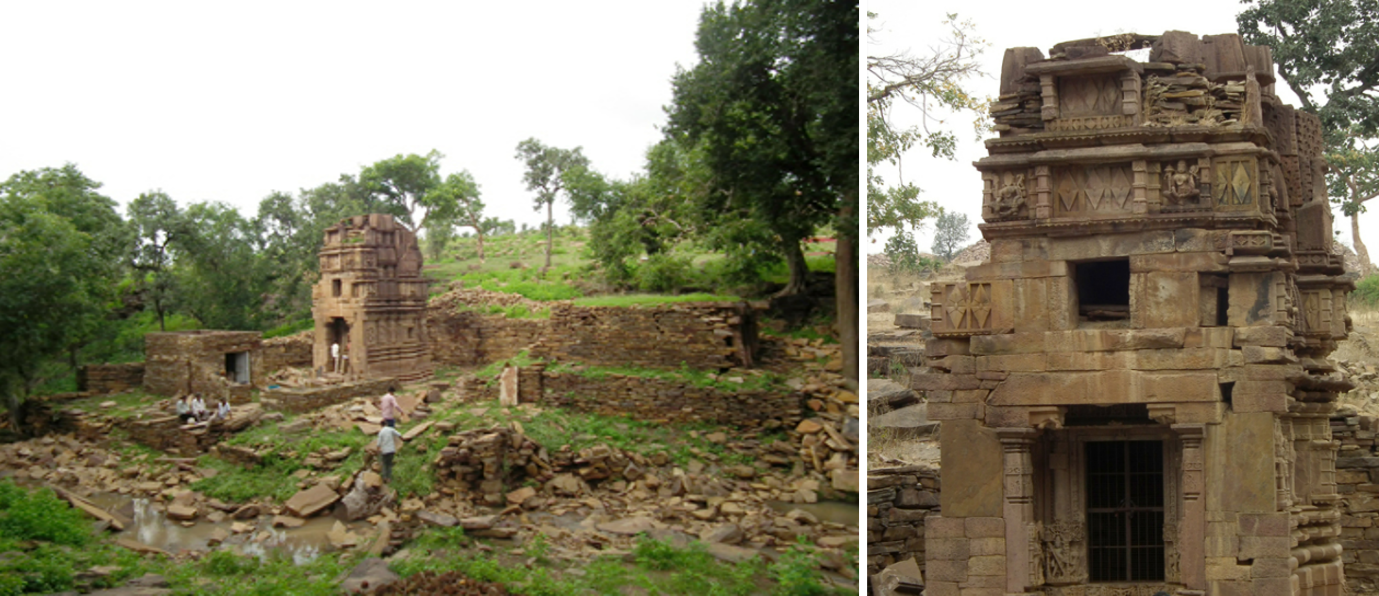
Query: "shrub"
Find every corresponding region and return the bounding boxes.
[634,253,693,293]
[0,480,90,546]
[1354,274,1379,309]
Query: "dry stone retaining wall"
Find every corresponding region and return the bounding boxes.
[427,289,758,371]
[261,332,313,373]
[260,378,395,414]
[1329,413,1379,594]
[460,370,802,430]
[77,363,145,394]
[867,465,941,581]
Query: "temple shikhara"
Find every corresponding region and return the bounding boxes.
[914,31,1353,596]
[312,214,433,383]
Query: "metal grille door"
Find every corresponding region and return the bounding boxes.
[1086,440,1165,582]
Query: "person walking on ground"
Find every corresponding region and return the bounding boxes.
[379,385,401,427]
[376,420,404,482]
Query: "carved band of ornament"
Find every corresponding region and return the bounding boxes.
[936,283,994,336]
[1213,158,1257,208]
[1046,115,1132,131]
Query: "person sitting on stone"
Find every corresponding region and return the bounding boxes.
[174,395,193,424]
[216,399,230,420]
[190,394,208,422]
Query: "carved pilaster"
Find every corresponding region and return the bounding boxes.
[1173,423,1207,590]
[1132,159,1148,215]
[1000,428,1038,593]
[1035,165,1053,219]
[1120,69,1141,124]
[1041,75,1059,121]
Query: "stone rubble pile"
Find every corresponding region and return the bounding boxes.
[866,465,941,581]
[1143,62,1244,127]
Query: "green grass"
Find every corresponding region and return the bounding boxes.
[388,529,810,596]
[571,293,741,307]
[545,361,787,393]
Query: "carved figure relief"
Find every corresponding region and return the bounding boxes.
[1162,160,1201,206]
[1028,521,1046,587]
[995,174,1027,219]
[1042,520,1085,584]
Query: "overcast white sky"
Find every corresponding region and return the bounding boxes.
[866,0,1373,256]
[0,1,708,229]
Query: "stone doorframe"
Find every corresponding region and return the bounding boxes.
[996,422,1207,593]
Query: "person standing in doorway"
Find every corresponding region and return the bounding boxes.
[376,420,404,482]
[331,341,341,373]
[379,385,400,427]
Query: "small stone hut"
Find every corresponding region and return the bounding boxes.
[143,330,262,402]
[312,214,433,383]
[915,32,1352,596]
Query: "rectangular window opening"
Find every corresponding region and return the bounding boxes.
[1086,440,1165,582]
[1075,259,1130,324]
[332,278,342,297]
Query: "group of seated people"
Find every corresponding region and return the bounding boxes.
[174,393,231,425]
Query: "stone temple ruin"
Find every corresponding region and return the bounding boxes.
[312,214,433,383]
[912,32,1352,595]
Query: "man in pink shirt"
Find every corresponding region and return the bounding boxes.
[380,385,400,426]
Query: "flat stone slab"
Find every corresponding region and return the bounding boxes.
[283,483,339,518]
[705,542,759,564]
[597,516,657,535]
[416,510,458,527]
[339,557,398,594]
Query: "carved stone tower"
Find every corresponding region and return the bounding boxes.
[917,32,1352,596]
[313,214,433,383]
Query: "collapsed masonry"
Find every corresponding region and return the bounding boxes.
[914,31,1353,596]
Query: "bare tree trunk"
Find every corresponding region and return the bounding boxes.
[476,230,486,263]
[835,206,858,389]
[777,239,809,297]
[1353,211,1375,275]
[544,201,554,271]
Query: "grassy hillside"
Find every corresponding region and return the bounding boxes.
[424,226,837,306]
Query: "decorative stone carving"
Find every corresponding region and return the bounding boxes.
[995,174,1028,219]
[1027,521,1046,586]
[932,282,994,336]
[1162,160,1201,206]
[1060,75,1121,117]
[1042,520,1085,584]
[1054,164,1134,215]
[1213,157,1257,208]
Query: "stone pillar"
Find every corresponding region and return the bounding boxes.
[999,428,1038,593]
[1174,423,1207,590]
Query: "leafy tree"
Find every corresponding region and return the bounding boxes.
[426,171,486,262]
[128,191,186,331]
[358,151,443,229]
[514,138,590,271]
[932,210,970,262]
[668,0,858,383]
[1238,0,1379,270]
[0,167,125,434]
[867,12,986,238]
[173,202,265,330]
[883,230,922,275]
